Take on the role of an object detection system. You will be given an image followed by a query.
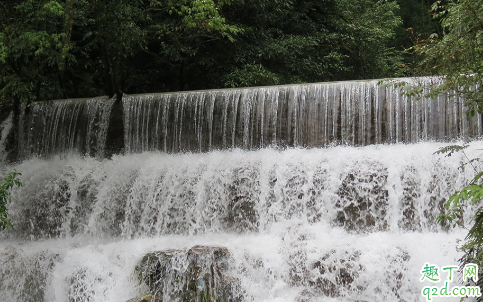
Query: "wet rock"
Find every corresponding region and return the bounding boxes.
[0,248,60,302]
[69,173,99,235]
[295,289,317,302]
[13,174,72,239]
[104,98,124,158]
[424,161,457,231]
[289,247,366,300]
[335,161,389,232]
[68,268,95,302]
[136,245,243,302]
[225,166,260,232]
[377,248,412,301]
[288,247,310,287]
[398,166,421,231]
[126,294,159,302]
[279,165,309,220]
[306,165,330,223]
[266,163,318,223]
[308,249,365,297]
[94,170,137,237]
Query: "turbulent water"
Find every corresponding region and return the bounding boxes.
[2,77,482,301]
[0,142,480,301]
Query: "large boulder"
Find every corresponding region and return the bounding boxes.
[135,246,243,302]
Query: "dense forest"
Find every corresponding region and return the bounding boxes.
[0,0,440,106]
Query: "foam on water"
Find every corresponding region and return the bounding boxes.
[0,229,469,302]
[0,141,481,301]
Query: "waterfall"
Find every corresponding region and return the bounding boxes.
[17,97,115,159]
[0,112,13,164]
[123,77,482,153]
[0,77,480,301]
[8,76,482,160]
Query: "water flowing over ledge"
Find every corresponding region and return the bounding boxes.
[123,77,482,153]
[7,76,483,160]
[1,77,481,301]
[3,143,478,239]
[0,142,480,301]
[17,97,115,159]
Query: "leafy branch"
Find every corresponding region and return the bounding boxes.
[436,144,482,229]
[0,170,22,229]
[435,143,483,299]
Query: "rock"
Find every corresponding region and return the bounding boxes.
[335,161,389,232]
[289,247,367,300]
[126,294,159,302]
[225,166,260,232]
[308,249,365,297]
[398,166,421,231]
[136,245,243,302]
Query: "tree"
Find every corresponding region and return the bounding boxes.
[393,0,440,52]
[0,0,72,104]
[409,0,483,119]
[416,0,483,298]
[203,0,404,88]
[0,0,240,103]
[0,0,408,102]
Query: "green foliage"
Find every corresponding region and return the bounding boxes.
[0,0,240,101]
[436,143,483,298]
[0,170,22,229]
[337,0,405,79]
[223,64,281,88]
[0,0,409,99]
[438,186,483,297]
[435,144,469,157]
[416,0,483,253]
[409,2,483,297]
[438,172,483,226]
[436,143,481,229]
[390,0,440,72]
[203,0,405,88]
[0,0,69,103]
[409,0,483,119]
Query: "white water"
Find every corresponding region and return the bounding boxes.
[1,142,481,301]
[0,230,468,302]
[14,77,483,160]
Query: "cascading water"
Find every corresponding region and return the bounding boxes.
[11,77,482,161]
[123,77,482,153]
[16,96,115,159]
[0,77,481,302]
[0,112,13,164]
